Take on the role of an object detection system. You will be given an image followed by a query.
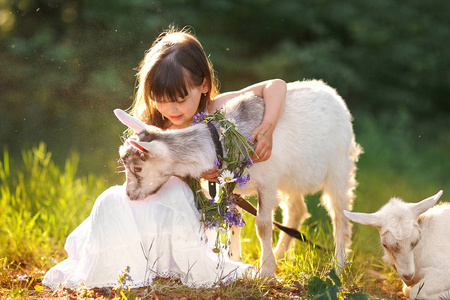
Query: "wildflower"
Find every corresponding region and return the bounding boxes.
[227,118,237,127]
[236,173,250,187]
[219,126,228,140]
[218,170,237,186]
[223,205,245,227]
[188,110,255,253]
[191,112,206,125]
[245,156,254,165]
[17,274,28,280]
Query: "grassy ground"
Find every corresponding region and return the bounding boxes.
[1,115,448,299]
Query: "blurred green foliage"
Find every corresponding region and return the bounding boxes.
[0,0,449,183]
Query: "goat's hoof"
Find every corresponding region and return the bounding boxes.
[258,267,277,279]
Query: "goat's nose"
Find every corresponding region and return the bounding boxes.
[402,274,414,282]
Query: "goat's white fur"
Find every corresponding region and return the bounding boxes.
[116,80,362,276]
[344,190,450,300]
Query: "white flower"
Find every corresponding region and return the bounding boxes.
[228,118,236,124]
[218,170,236,186]
[219,118,236,138]
[219,127,226,141]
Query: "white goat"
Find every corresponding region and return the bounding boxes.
[344,190,450,300]
[115,80,362,277]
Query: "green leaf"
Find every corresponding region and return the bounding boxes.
[328,269,341,287]
[306,276,328,296]
[346,292,376,300]
[313,285,340,300]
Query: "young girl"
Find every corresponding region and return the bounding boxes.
[43,28,287,289]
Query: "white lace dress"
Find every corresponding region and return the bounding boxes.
[43,176,253,289]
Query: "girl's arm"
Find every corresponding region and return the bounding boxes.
[211,79,287,161]
[202,79,286,182]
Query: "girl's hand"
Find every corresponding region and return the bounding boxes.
[251,121,274,162]
[201,166,219,182]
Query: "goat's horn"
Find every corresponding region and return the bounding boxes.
[114,109,147,133]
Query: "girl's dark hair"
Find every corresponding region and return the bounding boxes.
[132,27,219,129]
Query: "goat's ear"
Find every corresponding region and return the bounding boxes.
[129,140,169,157]
[344,210,381,227]
[114,109,147,133]
[411,190,443,218]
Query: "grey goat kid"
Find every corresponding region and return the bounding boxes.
[345,190,449,300]
[115,80,362,277]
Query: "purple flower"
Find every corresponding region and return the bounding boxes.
[236,173,250,187]
[222,205,245,227]
[191,112,206,125]
[213,158,220,166]
[238,156,254,169]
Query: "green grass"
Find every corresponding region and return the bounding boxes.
[0,143,107,268]
[1,116,448,299]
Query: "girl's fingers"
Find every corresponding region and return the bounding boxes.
[201,167,219,181]
[252,136,273,162]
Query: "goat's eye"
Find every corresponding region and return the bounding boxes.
[382,243,388,249]
[134,167,142,173]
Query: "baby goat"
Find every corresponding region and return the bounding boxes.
[116,80,361,277]
[344,190,450,300]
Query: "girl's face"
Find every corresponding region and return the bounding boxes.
[156,81,208,129]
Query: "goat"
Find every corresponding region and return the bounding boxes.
[344,190,450,300]
[115,80,362,277]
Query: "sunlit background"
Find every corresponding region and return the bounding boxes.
[1,0,449,255]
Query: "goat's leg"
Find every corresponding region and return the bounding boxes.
[322,173,355,269]
[322,189,353,270]
[274,192,309,260]
[321,154,358,270]
[255,186,280,277]
[407,269,450,300]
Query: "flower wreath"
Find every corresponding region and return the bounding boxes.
[187,109,257,253]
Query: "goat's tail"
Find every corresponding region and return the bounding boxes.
[347,136,363,211]
[350,136,363,164]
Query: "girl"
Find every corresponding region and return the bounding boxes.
[132,28,286,172]
[43,28,287,289]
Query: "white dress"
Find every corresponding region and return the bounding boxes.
[43,176,253,289]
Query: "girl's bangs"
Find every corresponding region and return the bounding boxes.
[148,60,191,104]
